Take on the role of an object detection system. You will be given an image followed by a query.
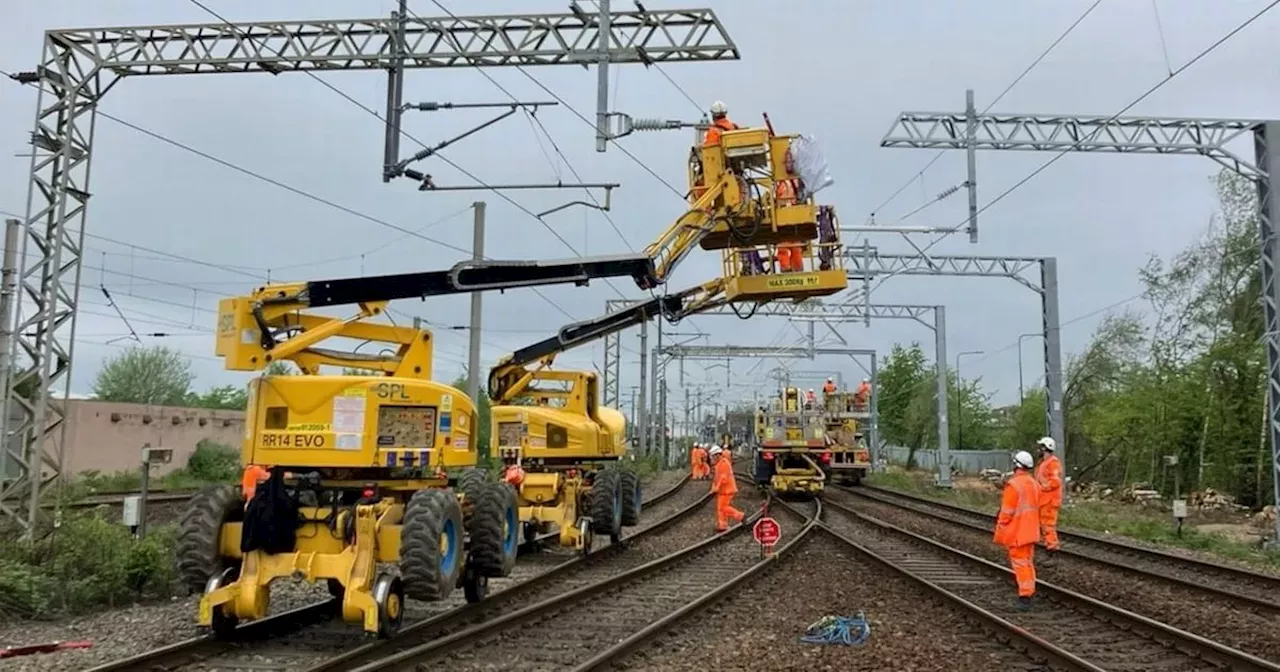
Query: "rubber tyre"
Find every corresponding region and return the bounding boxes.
[588,468,623,537]
[455,467,488,498]
[466,482,518,578]
[176,485,243,594]
[400,489,464,602]
[620,471,642,527]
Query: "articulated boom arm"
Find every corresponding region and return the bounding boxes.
[639,174,743,287]
[488,293,684,403]
[215,255,659,375]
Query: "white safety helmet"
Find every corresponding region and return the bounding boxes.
[1036,436,1056,452]
[862,378,870,383]
[1013,451,1034,470]
[826,377,833,382]
[709,445,724,458]
[709,100,728,116]
[808,388,815,393]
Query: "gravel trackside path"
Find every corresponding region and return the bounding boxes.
[613,532,1048,672]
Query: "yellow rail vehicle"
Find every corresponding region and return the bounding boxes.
[179,253,666,639]
[821,391,873,485]
[750,387,867,496]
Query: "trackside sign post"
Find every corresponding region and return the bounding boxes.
[753,516,781,557]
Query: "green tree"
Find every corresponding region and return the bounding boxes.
[186,385,247,410]
[983,168,1275,506]
[92,345,193,405]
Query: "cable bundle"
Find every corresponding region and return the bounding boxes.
[800,612,871,646]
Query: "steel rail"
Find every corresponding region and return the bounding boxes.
[842,484,1280,615]
[569,498,820,672]
[86,472,693,672]
[346,494,818,672]
[303,475,710,672]
[857,483,1280,608]
[823,497,1280,672]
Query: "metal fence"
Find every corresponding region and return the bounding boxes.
[880,444,1010,473]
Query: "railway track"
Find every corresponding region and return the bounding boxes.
[822,496,1280,672]
[86,473,701,672]
[341,495,820,672]
[852,484,1280,614]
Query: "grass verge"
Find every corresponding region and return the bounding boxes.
[866,468,1280,570]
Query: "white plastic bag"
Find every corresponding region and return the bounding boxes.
[790,134,834,198]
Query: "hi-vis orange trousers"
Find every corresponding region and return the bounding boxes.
[715,493,744,531]
[1040,505,1060,551]
[1008,544,1036,597]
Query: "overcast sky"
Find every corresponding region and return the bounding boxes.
[2,0,1275,415]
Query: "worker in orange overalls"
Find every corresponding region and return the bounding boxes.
[709,445,744,531]
[691,101,741,202]
[241,463,270,503]
[702,101,739,147]
[855,378,871,411]
[994,451,1041,610]
[690,443,708,480]
[804,388,817,410]
[822,377,837,396]
[1034,436,1063,562]
[775,177,804,273]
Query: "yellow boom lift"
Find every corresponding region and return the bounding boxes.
[178,254,670,639]
[487,120,850,551]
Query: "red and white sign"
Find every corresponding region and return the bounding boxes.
[753,517,781,546]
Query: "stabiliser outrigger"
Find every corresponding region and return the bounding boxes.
[179,252,687,640]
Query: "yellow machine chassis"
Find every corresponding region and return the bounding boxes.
[509,469,592,550]
[769,453,827,497]
[199,500,413,634]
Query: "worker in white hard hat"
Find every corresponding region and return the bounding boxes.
[855,378,871,411]
[708,445,743,531]
[692,442,710,480]
[994,450,1041,611]
[822,377,837,395]
[702,101,739,148]
[1034,436,1062,559]
[804,388,816,410]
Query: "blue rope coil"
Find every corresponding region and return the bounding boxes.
[800,612,871,646]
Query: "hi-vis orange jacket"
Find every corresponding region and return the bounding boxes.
[993,470,1040,548]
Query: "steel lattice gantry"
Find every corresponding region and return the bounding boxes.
[836,249,1064,481]
[1,8,739,532]
[883,99,1278,532]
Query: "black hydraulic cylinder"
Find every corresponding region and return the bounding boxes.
[300,254,659,307]
[488,294,683,398]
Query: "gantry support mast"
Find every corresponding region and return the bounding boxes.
[881,91,1274,524]
[2,7,738,533]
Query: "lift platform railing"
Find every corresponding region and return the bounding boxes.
[718,203,848,303]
